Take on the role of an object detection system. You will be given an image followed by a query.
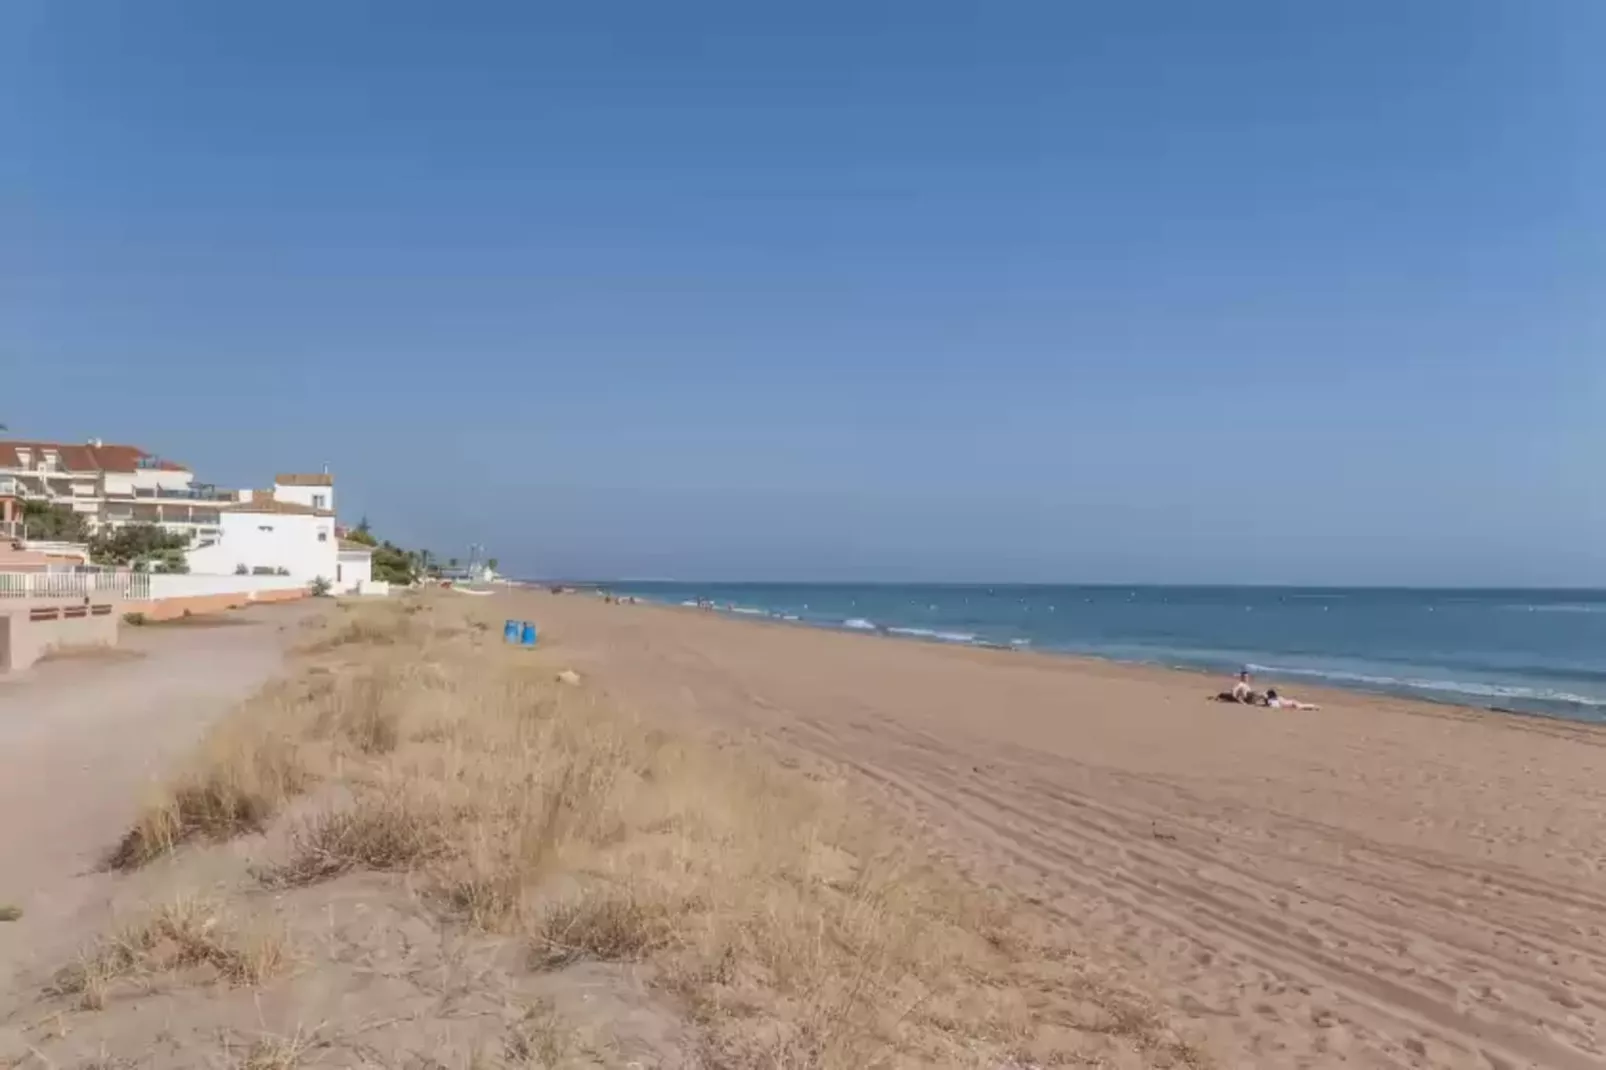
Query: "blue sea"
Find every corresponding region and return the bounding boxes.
[605,583,1606,723]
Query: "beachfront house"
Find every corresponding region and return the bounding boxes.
[0,441,386,595]
[186,477,338,585]
[182,471,386,592]
[0,438,233,540]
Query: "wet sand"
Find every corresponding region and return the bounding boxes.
[517,590,1606,1068]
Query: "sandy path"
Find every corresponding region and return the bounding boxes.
[519,592,1606,1069]
[0,603,320,994]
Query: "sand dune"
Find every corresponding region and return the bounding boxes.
[526,592,1606,1068]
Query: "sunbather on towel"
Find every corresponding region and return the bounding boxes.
[1264,688,1319,711]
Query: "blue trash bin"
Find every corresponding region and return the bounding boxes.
[503,619,520,643]
[520,621,538,647]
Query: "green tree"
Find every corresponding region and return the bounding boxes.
[91,523,192,573]
[487,557,499,573]
[20,500,91,542]
[371,544,416,585]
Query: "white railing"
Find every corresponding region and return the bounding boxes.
[0,570,151,600]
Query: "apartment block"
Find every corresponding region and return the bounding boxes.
[0,439,236,540]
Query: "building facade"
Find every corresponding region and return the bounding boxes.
[186,485,339,584]
[0,439,234,540]
[3,442,381,594]
[336,539,375,593]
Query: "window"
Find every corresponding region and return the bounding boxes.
[337,564,343,583]
[258,525,274,533]
[317,530,328,542]
[312,494,327,509]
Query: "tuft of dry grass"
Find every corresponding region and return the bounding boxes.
[107,723,310,870]
[0,904,20,922]
[95,597,1197,1067]
[235,1031,321,1070]
[530,887,677,969]
[296,607,418,654]
[48,895,289,1011]
[263,790,453,887]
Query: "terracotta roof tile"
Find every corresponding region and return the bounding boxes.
[276,472,334,487]
[0,440,189,474]
[223,490,334,517]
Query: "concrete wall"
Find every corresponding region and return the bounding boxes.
[185,511,337,583]
[0,598,120,673]
[146,574,307,600]
[126,573,311,622]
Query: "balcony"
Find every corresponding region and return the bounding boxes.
[131,485,239,502]
[123,504,223,526]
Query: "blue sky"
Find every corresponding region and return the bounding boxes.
[4,2,1602,583]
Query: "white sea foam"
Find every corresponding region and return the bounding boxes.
[729,606,766,615]
[842,618,878,631]
[1501,603,1606,614]
[887,626,978,644]
[1246,663,1606,708]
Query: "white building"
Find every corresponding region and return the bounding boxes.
[2,443,384,596]
[272,472,335,514]
[0,439,234,541]
[186,481,339,585]
[336,539,376,593]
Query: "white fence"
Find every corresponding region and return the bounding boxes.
[0,571,152,600]
[140,574,307,601]
[0,571,313,603]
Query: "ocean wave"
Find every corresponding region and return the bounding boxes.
[886,626,978,644]
[841,618,878,631]
[1499,603,1606,614]
[1245,663,1606,708]
[728,606,766,615]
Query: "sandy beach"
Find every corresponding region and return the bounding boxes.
[0,604,319,997]
[517,590,1606,1068]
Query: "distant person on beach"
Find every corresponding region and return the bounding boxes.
[1264,688,1320,711]
[1213,670,1260,704]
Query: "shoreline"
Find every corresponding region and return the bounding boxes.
[589,588,1606,731]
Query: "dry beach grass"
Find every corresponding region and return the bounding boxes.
[5,596,1191,1068]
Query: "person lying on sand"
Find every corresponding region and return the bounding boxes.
[1263,688,1320,711]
